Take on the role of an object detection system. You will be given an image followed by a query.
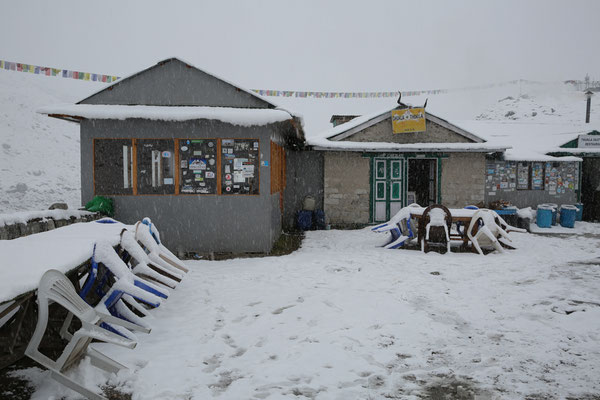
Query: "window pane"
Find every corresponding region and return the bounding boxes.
[376,160,386,179]
[517,162,530,190]
[391,182,401,199]
[391,161,401,179]
[179,139,218,194]
[531,162,544,190]
[94,139,133,195]
[221,139,260,195]
[376,181,386,200]
[137,139,175,195]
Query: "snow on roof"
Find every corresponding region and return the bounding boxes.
[0,220,127,303]
[308,102,498,152]
[311,139,508,153]
[451,120,598,161]
[77,57,280,109]
[38,104,294,127]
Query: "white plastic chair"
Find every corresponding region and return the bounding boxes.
[467,210,511,255]
[25,270,140,400]
[120,229,182,289]
[423,207,451,253]
[135,220,189,274]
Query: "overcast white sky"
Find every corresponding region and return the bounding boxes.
[2,0,600,93]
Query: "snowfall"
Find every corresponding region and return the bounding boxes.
[2,69,600,399]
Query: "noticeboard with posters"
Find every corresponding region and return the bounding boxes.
[221,139,260,195]
[179,139,218,194]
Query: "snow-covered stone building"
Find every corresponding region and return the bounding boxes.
[304,105,591,226]
[40,58,304,253]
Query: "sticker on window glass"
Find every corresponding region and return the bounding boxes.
[162,151,171,158]
[163,178,173,185]
[205,171,215,179]
[181,146,188,152]
[189,158,207,170]
[222,139,234,146]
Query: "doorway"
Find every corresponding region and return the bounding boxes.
[408,159,437,207]
[372,158,403,222]
[581,158,600,221]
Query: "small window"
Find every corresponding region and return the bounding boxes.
[137,139,175,195]
[179,139,218,194]
[531,162,544,190]
[221,139,260,195]
[517,162,530,190]
[94,139,133,195]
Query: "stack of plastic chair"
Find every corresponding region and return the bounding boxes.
[25,270,140,400]
[79,242,169,335]
[466,209,512,255]
[423,207,451,253]
[371,204,419,249]
[119,229,182,289]
[135,218,189,274]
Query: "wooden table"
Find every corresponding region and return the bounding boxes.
[407,206,479,251]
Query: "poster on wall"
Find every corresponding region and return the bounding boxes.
[391,108,426,133]
[221,139,259,195]
[179,139,217,194]
[517,162,530,190]
[485,161,517,195]
[531,162,544,190]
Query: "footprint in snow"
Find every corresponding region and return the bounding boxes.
[272,305,295,314]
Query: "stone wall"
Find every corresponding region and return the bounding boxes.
[441,153,486,207]
[344,117,473,144]
[323,152,370,226]
[0,213,99,240]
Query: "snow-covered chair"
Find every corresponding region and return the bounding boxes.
[135,218,189,274]
[119,229,182,289]
[491,210,527,234]
[371,205,418,249]
[466,209,511,255]
[78,242,169,335]
[419,205,452,253]
[25,270,139,400]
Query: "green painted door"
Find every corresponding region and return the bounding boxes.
[373,158,403,222]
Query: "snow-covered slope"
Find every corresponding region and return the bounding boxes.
[0,70,100,213]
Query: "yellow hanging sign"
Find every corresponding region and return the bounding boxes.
[391,108,426,133]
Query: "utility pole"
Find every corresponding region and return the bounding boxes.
[585,90,593,123]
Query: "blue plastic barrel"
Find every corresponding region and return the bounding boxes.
[575,203,583,221]
[313,209,326,230]
[536,206,552,228]
[296,210,313,231]
[560,205,577,228]
[540,203,558,225]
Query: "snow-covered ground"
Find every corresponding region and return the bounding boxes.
[11,225,600,400]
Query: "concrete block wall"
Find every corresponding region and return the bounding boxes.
[323,152,370,225]
[441,153,486,207]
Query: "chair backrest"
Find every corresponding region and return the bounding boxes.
[141,218,161,245]
[40,270,95,321]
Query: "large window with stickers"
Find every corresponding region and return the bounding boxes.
[178,139,218,194]
[92,138,263,196]
[220,139,260,195]
[136,139,175,195]
[93,139,134,195]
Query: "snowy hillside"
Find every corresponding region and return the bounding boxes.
[0,70,99,213]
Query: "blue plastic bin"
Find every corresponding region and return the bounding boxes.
[536,206,552,228]
[313,209,326,230]
[540,203,558,225]
[296,210,313,231]
[559,205,577,228]
[575,203,583,221]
